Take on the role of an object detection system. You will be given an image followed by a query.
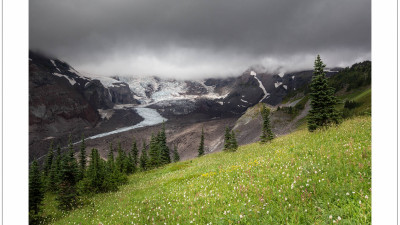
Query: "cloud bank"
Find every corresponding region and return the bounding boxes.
[30,0,371,79]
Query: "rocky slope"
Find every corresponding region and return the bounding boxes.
[29,51,345,161]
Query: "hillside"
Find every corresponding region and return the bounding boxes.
[41,117,371,224]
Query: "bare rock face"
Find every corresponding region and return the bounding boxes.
[108,82,139,104]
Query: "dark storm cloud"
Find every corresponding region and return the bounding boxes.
[30,0,371,79]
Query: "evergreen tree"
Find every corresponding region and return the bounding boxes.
[43,141,54,178]
[223,127,231,151]
[115,141,127,173]
[173,145,180,162]
[229,130,238,151]
[131,138,139,167]
[47,145,62,192]
[159,123,171,165]
[148,133,160,168]
[78,134,86,181]
[107,142,115,170]
[307,55,340,131]
[29,160,44,222]
[140,141,149,171]
[198,127,205,156]
[57,149,79,210]
[260,105,274,143]
[126,152,135,174]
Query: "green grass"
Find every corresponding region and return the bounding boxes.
[337,87,371,117]
[41,117,371,224]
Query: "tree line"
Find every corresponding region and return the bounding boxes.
[29,123,180,223]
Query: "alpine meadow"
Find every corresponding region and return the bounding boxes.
[29,0,371,224]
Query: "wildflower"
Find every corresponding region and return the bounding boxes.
[329,215,332,219]
[365,195,368,199]
[240,215,244,219]
[337,216,341,221]
[346,192,349,195]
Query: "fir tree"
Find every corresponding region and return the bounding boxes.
[307,55,340,131]
[57,149,79,210]
[260,105,274,143]
[158,123,171,165]
[43,141,54,178]
[198,127,205,156]
[126,152,135,174]
[223,127,231,151]
[29,160,44,221]
[78,134,86,181]
[173,145,180,162]
[148,133,160,168]
[229,130,238,151]
[131,138,139,167]
[115,141,127,173]
[140,141,149,170]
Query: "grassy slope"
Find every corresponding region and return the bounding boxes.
[43,117,371,224]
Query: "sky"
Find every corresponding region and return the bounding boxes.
[30,0,371,79]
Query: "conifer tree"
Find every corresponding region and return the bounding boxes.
[159,123,171,165]
[107,142,115,170]
[229,130,238,151]
[308,55,340,131]
[44,141,54,178]
[78,134,86,180]
[126,152,135,174]
[223,127,231,151]
[140,141,149,170]
[173,145,180,162]
[131,138,139,167]
[260,104,274,143]
[116,142,127,173]
[198,127,205,156]
[149,133,160,168]
[57,149,79,210]
[29,160,44,221]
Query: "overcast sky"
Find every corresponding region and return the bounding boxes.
[30,0,371,79]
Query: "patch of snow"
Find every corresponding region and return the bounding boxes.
[294,88,296,90]
[84,82,90,87]
[275,82,283,88]
[292,76,295,80]
[50,60,61,72]
[217,101,224,105]
[53,73,76,85]
[98,109,114,120]
[278,72,285,77]
[29,58,32,61]
[84,107,167,141]
[240,99,249,103]
[250,70,270,102]
[283,85,287,90]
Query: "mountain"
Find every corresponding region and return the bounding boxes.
[29,51,345,161]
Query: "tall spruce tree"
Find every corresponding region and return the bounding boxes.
[140,141,149,170]
[229,130,238,151]
[57,149,79,210]
[149,133,160,168]
[115,141,127,173]
[307,55,340,131]
[131,138,139,167]
[44,141,54,178]
[173,145,180,162]
[158,122,171,165]
[78,134,86,180]
[223,127,231,151]
[260,105,274,143]
[29,160,44,220]
[198,127,205,156]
